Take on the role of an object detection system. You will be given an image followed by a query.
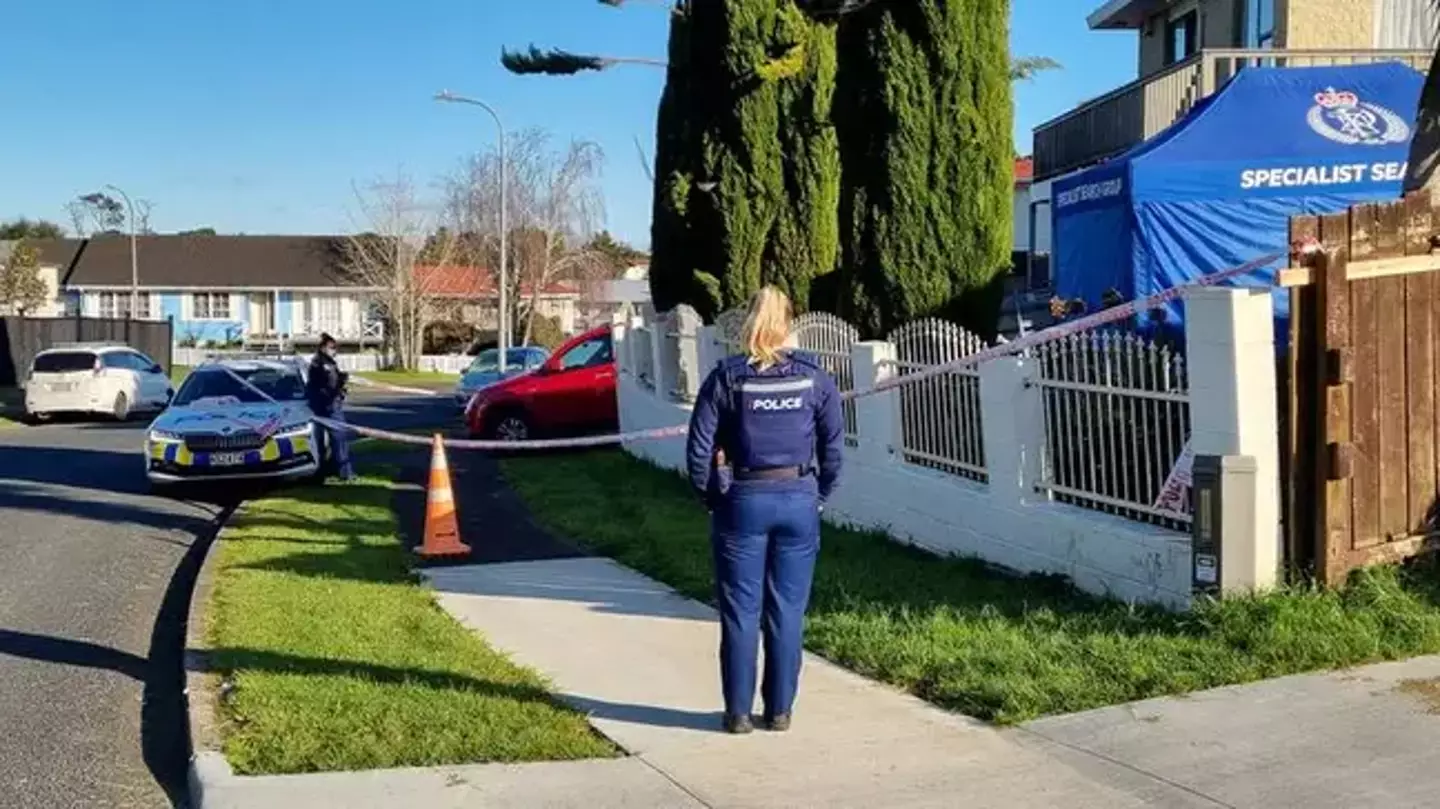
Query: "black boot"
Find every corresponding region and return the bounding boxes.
[723,714,754,734]
[764,713,791,732]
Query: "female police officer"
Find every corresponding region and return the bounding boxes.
[685,286,845,734]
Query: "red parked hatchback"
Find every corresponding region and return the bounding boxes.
[463,325,618,441]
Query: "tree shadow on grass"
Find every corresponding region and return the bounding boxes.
[196,646,556,702]
[0,627,658,739]
[196,646,723,733]
[230,546,417,585]
[231,512,395,542]
[224,494,415,584]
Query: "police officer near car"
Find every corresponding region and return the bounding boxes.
[306,333,356,482]
[685,285,845,735]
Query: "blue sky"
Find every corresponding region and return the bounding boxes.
[0,0,1137,249]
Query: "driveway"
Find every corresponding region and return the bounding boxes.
[0,389,453,808]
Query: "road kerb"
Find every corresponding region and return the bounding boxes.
[183,501,238,808]
[178,492,693,808]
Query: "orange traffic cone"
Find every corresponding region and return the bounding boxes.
[414,434,471,558]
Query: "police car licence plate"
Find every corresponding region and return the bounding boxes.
[211,452,247,466]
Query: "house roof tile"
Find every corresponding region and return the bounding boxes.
[415,265,580,297]
[1014,156,1034,185]
[63,234,349,288]
[1,238,86,270]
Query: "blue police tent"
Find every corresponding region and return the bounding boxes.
[1051,61,1421,334]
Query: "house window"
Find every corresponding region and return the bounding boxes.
[361,299,384,337]
[1245,0,1275,49]
[1164,10,1199,65]
[98,291,152,319]
[192,292,231,320]
[311,295,342,333]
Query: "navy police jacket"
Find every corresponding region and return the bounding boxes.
[305,353,348,417]
[685,350,845,504]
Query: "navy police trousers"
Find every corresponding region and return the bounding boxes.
[710,477,821,720]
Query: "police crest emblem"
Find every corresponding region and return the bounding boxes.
[1305,86,1410,146]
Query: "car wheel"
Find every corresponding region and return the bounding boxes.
[112,392,130,422]
[488,411,531,442]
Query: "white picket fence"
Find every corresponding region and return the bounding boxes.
[172,347,472,376]
[890,319,989,483]
[794,312,859,446]
[1035,332,1192,529]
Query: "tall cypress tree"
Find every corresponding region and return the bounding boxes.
[647,3,699,313]
[692,0,787,317]
[503,0,843,321]
[504,0,1025,332]
[833,0,1013,339]
[679,1,840,316]
[772,13,841,313]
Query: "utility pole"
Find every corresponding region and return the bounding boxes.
[104,185,139,320]
[434,90,510,373]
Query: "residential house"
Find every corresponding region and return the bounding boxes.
[0,239,85,317]
[1012,157,1035,258]
[56,234,384,348]
[581,278,651,329]
[1010,157,1055,291]
[578,263,652,329]
[414,265,583,336]
[1031,0,1435,187]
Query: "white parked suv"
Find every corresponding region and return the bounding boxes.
[23,343,173,422]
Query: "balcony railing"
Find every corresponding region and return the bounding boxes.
[1032,48,1432,182]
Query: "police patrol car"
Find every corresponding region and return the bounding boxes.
[145,355,328,487]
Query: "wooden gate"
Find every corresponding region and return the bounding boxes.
[1283,192,1440,584]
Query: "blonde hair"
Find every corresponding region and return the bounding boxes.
[740,286,793,369]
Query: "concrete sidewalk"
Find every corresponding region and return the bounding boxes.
[425,557,1167,809]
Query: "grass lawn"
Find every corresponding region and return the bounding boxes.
[501,449,1440,725]
[205,469,617,774]
[357,369,458,391]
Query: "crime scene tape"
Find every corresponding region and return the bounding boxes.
[347,376,439,397]
[314,250,1283,452]
[313,417,690,451]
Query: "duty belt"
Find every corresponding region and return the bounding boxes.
[733,465,809,481]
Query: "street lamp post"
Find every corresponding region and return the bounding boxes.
[434,90,509,373]
[103,185,139,320]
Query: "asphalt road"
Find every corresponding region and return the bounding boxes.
[0,389,453,809]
